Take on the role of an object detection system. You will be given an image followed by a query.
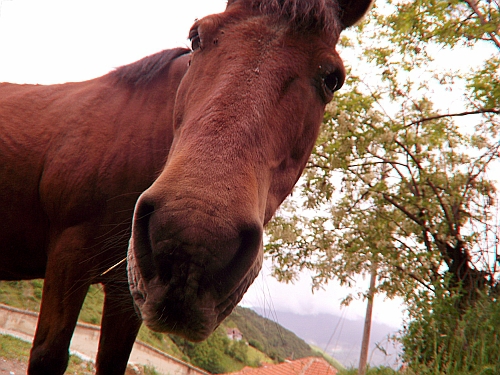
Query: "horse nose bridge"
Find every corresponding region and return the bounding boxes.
[155,144,264,213]
[133,166,263,245]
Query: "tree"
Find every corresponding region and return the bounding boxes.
[265,0,500,334]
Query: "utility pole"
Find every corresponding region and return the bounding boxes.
[358,263,377,375]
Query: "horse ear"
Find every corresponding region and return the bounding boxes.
[337,0,373,29]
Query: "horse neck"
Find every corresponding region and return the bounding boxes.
[103,54,190,164]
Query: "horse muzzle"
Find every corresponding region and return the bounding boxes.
[127,189,263,341]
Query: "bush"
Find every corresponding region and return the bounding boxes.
[170,327,233,373]
[189,339,226,374]
[227,340,248,363]
[402,286,500,375]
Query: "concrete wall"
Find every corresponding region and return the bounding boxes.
[0,304,209,375]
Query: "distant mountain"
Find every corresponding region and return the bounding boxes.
[226,307,317,362]
[252,307,402,368]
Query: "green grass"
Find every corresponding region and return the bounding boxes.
[216,354,246,373]
[247,344,273,366]
[0,334,31,362]
[0,280,43,312]
[143,365,161,375]
[137,325,185,360]
[339,366,398,375]
[0,334,96,374]
[78,284,105,325]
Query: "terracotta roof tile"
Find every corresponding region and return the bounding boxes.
[228,357,337,375]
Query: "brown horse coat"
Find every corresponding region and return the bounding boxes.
[0,48,190,374]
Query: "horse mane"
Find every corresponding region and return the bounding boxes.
[110,47,191,87]
[229,0,341,38]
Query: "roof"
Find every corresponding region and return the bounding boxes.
[228,357,338,375]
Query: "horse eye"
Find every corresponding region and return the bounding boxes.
[189,28,202,51]
[324,73,342,93]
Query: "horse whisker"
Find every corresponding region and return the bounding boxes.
[101,257,127,276]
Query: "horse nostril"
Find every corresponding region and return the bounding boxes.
[228,222,263,272]
[130,193,158,281]
[239,224,263,255]
[134,194,157,226]
[212,221,263,298]
[133,196,156,249]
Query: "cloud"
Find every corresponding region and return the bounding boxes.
[0,0,226,84]
[241,260,404,329]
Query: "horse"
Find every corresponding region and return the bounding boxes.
[0,0,372,374]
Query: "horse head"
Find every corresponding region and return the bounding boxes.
[128,0,372,341]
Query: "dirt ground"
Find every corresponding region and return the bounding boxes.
[0,357,148,375]
[0,357,27,375]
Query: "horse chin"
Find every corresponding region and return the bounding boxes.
[131,278,219,341]
[127,247,262,341]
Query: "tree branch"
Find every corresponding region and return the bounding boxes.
[461,143,500,207]
[462,0,500,49]
[393,138,458,236]
[405,108,500,128]
[394,264,434,292]
[382,193,424,226]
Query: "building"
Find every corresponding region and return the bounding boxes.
[226,327,243,341]
[228,357,338,375]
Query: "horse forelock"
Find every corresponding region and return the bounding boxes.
[110,47,191,87]
[228,0,341,40]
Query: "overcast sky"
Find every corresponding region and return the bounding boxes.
[0,0,405,329]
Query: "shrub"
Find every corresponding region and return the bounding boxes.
[402,286,500,375]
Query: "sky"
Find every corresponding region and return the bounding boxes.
[0,0,405,329]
